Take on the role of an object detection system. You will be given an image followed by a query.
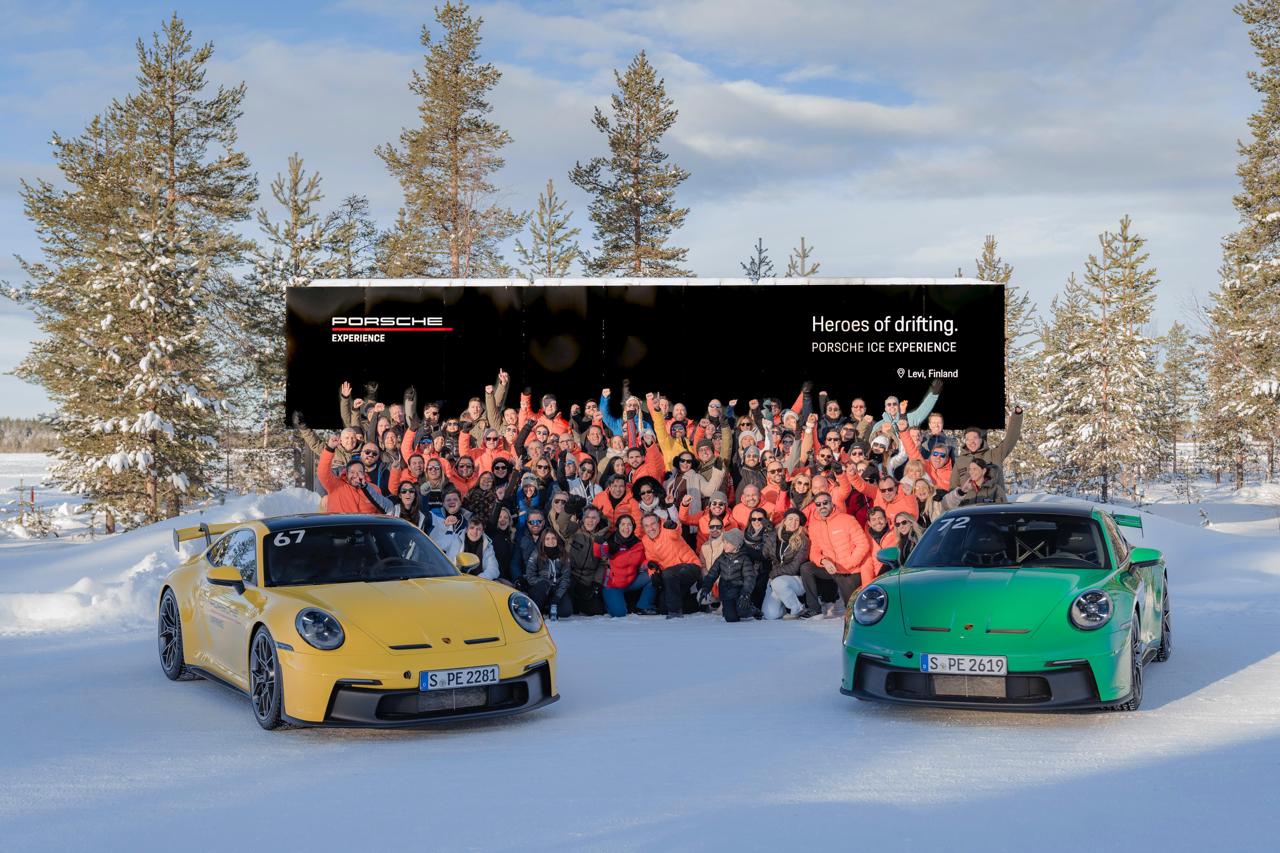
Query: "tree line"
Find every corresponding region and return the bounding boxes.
[6,3,1278,528]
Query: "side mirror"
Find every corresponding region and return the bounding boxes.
[207,566,245,593]
[876,547,900,566]
[1128,547,1162,567]
[455,552,481,573]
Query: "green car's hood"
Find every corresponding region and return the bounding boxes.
[893,566,1103,634]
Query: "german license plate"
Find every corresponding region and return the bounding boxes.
[920,654,1007,676]
[419,665,500,691]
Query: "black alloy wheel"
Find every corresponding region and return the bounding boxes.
[249,627,285,730]
[1110,619,1144,712]
[158,589,189,680]
[1155,580,1173,663]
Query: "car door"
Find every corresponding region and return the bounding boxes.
[205,529,266,687]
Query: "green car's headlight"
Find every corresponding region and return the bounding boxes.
[295,608,345,650]
[1069,589,1112,630]
[509,592,543,633]
[853,585,888,626]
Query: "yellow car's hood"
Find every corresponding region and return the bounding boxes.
[278,576,508,649]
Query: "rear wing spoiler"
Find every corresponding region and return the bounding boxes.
[1112,513,1144,536]
[172,521,239,552]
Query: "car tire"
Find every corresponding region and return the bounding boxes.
[1109,619,1144,712]
[1154,578,1172,663]
[249,626,286,730]
[158,588,196,681]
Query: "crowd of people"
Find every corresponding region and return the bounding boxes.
[293,371,1024,620]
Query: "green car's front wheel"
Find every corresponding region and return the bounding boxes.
[1109,620,1144,712]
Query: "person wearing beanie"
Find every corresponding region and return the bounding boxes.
[678,489,739,549]
[647,392,696,466]
[699,527,759,622]
[763,508,816,619]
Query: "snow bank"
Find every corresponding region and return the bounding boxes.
[0,488,318,636]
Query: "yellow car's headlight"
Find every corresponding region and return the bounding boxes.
[508,592,543,633]
[296,608,345,650]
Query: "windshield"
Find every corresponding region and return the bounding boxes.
[264,523,460,586]
[905,513,1110,571]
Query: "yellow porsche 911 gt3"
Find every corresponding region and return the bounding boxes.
[158,513,558,729]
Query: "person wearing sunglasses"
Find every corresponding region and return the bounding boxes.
[872,378,944,435]
[510,508,547,586]
[678,490,738,549]
[762,508,816,619]
[801,492,874,617]
[740,505,777,610]
[848,444,920,521]
[873,512,923,577]
[446,454,479,496]
[733,443,766,495]
[386,478,432,533]
[632,476,675,524]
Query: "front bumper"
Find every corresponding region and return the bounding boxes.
[843,655,1106,711]
[284,661,558,728]
[277,632,558,725]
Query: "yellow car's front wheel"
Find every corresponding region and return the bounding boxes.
[157,589,191,682]
[250,627,285,730]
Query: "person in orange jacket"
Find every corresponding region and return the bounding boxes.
[801,491,873,615]
[848,461,920,521]
[730,483,782,527]
[447,455,479,496]
[678,491,740,549]
[592,474,639,526]
[458,427,516,474]
[388,452,425,495]
[624,441,666,485]
[317,437,383,515]
[639,513,702,618]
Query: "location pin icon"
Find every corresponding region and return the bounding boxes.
[897,368,905,379]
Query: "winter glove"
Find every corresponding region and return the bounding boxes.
[291,410,306,428]
[591,583,602,597]
[737,594,754,616]
[363,380,379,401]
[930,378,944,395]
[802,380,813,394]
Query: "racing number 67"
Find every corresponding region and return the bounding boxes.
[273,530,307,546]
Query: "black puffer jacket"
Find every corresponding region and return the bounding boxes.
[770,529,810,579]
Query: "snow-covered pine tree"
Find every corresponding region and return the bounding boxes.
[11,14,254,528]
[740,238,774,283]
[376,2,523,278]
[569,51,691,276]
[785,237,820,277]
[514,179,581,279]
[1157,321,1201,476]
[329,194,381,279]
[1199,0,1280,487]
[1041,218,1162,502]
[235,154,347,489]
[1039,279,1096,495]
[967,235,1045,484]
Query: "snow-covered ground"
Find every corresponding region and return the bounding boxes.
[0,454,1278,851]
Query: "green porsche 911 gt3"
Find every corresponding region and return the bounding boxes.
[841,504,1170,711]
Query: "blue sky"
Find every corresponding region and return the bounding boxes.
[0,0,1257,417]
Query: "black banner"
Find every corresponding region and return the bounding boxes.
[285,282,1006,428]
